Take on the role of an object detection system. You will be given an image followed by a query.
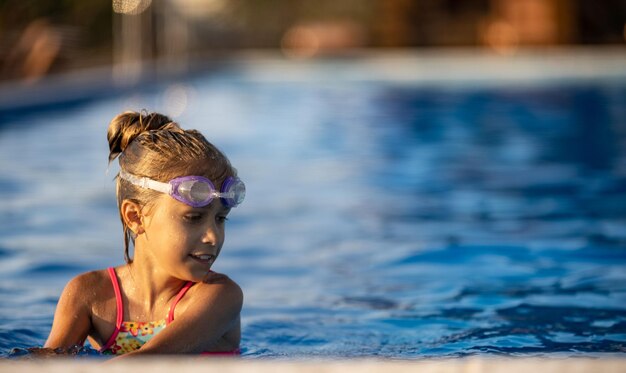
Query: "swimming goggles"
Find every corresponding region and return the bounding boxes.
[119,170,245,208]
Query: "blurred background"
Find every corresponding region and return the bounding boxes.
[0,0,625,83]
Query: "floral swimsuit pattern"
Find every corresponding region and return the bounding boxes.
[103,320,167,355]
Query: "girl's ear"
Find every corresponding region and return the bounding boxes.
[121,200,145,235]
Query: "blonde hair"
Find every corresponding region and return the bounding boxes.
[107,110,234,263]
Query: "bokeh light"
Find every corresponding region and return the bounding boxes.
[112,0,152,15]
[162,83,193,118]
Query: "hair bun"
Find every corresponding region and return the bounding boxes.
[107,111,177,162]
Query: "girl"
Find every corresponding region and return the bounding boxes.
[44,111,245,357]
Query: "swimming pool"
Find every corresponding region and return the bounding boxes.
[1,54,625,358]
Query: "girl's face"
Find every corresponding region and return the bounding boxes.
[139,193,230,282]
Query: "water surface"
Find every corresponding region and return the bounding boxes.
[1,59,625,358]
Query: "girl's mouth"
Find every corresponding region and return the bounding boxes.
[189,254,215,264]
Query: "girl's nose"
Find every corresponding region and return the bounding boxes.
[201,223,219,245]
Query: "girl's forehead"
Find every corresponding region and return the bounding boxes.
[157,192,230,213]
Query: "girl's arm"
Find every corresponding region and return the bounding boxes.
[115,275,243,357]
[44,274,93,349]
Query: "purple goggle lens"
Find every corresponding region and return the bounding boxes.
[119,171,245,208]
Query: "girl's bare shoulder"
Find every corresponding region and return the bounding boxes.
[201,272,242,296]
[62,268,115,305]
[183,272,243,310]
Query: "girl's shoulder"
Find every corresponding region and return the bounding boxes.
[62,268,117,305]
[67,268,113,288]
[197,272,242,297]
[179,272,243,311]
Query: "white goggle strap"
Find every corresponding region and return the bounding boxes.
[119,170,172,195]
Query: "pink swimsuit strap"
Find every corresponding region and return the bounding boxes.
[99,267,194,353]
[167,279,194,324]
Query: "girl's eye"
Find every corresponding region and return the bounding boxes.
[217,216,229,224]
[183,213,203,222]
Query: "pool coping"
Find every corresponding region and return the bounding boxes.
[1,357,626,373]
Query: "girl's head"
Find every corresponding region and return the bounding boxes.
[107,111,237,263]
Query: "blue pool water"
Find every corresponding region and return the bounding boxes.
[1,59,626,358]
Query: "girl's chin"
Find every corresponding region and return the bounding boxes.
[186,267,213,283]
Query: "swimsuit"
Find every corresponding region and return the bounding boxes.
[99,267,240,356]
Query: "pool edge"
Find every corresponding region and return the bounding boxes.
[1,357,625,373]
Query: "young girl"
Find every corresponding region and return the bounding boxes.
[44,111,245,357]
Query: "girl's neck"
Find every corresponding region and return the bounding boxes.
[122,258,187,318]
